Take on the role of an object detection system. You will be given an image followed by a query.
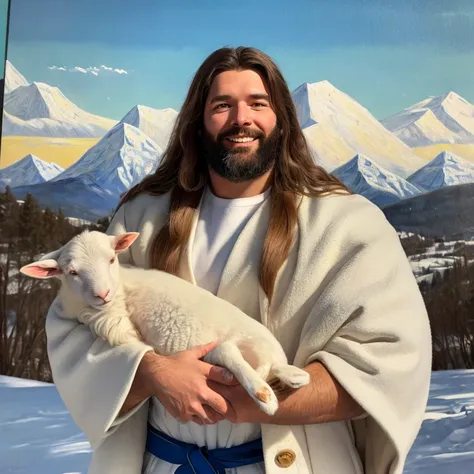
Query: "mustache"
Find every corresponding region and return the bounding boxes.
[217,127,264,141]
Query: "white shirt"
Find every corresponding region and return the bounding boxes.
[146,186,270,474]
[192,186,271,295]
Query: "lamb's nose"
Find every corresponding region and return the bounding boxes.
[96,289,110,300]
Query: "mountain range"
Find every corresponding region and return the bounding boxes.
[3,60,474,227]
[2,60,117,138]
[0,154,63,190]
[331,154,422,206]
[382,182,474,240]
[291,81,426,176]
[10,122,164,218]
[381,92,474,147]
[407,151,474,192]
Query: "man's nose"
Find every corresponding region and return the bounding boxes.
[231,103,252,127]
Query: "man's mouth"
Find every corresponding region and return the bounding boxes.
[225,136,257,143]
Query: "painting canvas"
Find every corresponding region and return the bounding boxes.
[2,0,474,375]
[2,1,474,472]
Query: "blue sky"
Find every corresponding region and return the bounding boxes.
[4,0,474,120]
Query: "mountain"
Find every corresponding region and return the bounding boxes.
[332,154,422,206]
[11,123,163,220]
[11,175,118,221]
[0,154,64,190]
[382,182,474,240]
[408,151,474,192]
[120,105,178,150]
[4,60,29,94]
[291,81,426,176]
[51,122,163,195]
[381,92,474,147]
[3,82,116,138]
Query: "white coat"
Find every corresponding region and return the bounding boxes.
[45,188,432,474]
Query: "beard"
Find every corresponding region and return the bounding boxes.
[201,125,281,183]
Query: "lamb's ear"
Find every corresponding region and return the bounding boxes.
[39,245,65,262]
[20,259,63,279]
[112,232,140,253]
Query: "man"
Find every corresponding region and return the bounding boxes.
[45,46,432,474]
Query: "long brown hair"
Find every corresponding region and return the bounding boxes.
[117,46,350,303]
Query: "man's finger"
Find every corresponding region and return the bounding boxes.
[191,341,219,359]
[203,405,224,424]
[208,365,239,386]
[203,388,231,415]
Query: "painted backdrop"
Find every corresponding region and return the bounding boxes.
[1,0,474,375]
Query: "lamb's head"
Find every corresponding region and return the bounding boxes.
[20,230,139,309]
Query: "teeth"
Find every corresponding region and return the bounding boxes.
[227,137,255,143]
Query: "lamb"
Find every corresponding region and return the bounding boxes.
[20,230,310,416]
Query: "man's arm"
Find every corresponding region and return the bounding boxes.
[209,360,365,425]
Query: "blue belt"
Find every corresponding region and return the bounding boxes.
[146,423,264,473]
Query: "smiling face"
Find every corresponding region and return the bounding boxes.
[202,69,281,183]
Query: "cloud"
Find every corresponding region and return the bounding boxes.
[47,65,129,76]
[440,11,474,19]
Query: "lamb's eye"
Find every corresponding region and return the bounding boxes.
[110,256,116,264]
[69,270,78,276]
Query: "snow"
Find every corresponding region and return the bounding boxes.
[1,370,473,473]
[4,60,29,94]
[0,154,64,189]
[120,105,178,150]
[408,151,474,192]
[291,81,426,176]
[381,91,474,147]
[3,79,117,138]
[51,122,163,195]
[332,153,422,206]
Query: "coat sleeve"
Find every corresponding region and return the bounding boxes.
[45,202,154,449]
[293,198,432,474]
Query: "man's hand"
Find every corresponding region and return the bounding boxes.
[121,341,239,424]
[211,362,365,426]
[207,381,269,424]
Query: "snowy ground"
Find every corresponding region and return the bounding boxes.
[1,370,474,473]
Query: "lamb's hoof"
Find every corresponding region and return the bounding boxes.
[255,384,278,415]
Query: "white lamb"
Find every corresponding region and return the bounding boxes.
[20,230,310,415]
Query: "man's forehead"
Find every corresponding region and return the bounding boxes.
[207,70,270,100]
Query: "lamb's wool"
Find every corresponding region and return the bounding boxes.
[21,230,310,418]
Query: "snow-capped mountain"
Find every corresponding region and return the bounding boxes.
[332,154,422,206]
[291,81,426,176]
[407,151,474,192]
[381,92,474,147]
[0,154,63,190]
[52,122,163,195]
[120,105,178,150]
[3,82,117,138]
[4,60,29,94]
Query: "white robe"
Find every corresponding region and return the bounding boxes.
[45,188,432,474]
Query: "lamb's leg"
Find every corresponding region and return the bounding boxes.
[203,341,279,416]
[268,364,310,390]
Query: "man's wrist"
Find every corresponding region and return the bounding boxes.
[136,350,165,399]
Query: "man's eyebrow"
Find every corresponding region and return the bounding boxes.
[209,93,270,104]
